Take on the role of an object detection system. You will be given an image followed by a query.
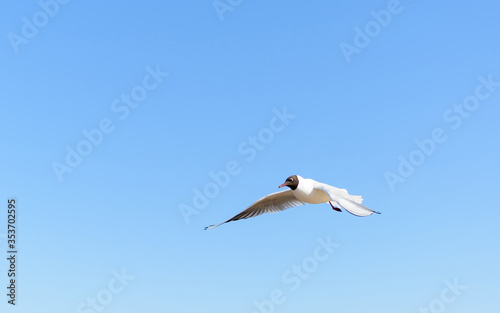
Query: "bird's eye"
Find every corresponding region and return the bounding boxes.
[289,178,293,181]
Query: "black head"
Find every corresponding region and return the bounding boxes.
[278,175,299,190]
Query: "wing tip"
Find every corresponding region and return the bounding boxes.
[204,222,224,230]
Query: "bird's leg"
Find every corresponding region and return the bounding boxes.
[329,201,342,212]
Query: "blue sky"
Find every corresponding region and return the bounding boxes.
[1,0,499,312]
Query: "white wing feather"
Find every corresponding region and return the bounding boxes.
[205,190,305,229]
[314,182,379,217]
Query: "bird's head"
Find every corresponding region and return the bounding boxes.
[279,175,299,190]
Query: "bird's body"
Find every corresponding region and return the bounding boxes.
[205,175,379,230]
[291,177,331,204]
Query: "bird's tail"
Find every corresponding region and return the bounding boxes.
[350,195,363,204]
[337,197,380,217]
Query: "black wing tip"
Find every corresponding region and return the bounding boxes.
[373,210,381,215]
[205,223,222,230]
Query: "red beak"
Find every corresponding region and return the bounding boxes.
[278,183,286,188]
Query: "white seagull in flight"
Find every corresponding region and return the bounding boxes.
[205,175,380,230]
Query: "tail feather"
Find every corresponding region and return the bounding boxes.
[337,197,379,217]
[350,195,363,204]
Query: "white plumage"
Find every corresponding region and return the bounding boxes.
[205,175,379,230]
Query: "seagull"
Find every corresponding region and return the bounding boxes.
[205,175,380,230]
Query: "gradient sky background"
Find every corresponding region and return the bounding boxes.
[1,1,499,312]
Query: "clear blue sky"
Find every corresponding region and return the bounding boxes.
[1,1,499,312]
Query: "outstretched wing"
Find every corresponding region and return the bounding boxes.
[205,190,305,230]
[314,182,380,217]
